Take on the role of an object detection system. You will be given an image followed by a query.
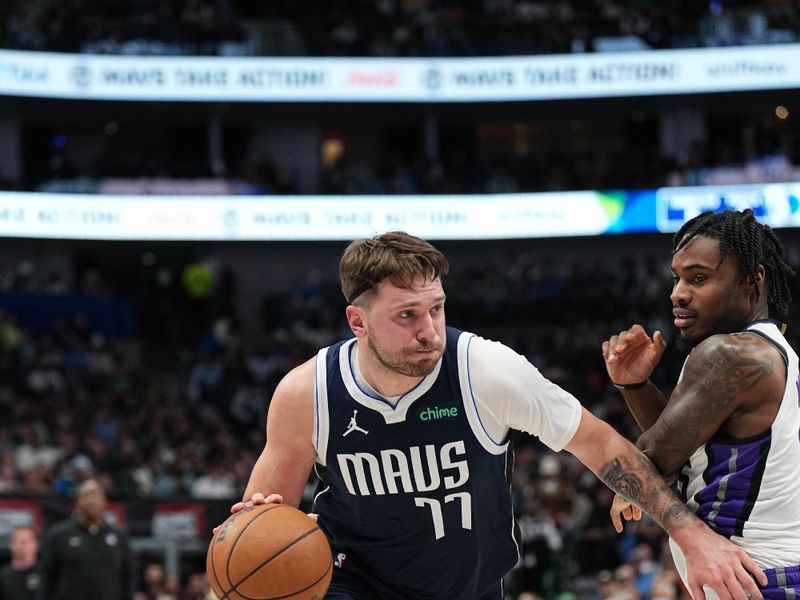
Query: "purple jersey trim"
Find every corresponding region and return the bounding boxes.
[693,431,771,538]
[761,564,800,600]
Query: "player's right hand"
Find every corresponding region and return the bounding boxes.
[601,324,665,385]
[212,493,286,534]
[213,493,317,534]
[230,492,284,514]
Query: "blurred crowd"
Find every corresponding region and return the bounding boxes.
[319,136,800,196]
[1,0,798,56]
[0,0,245,56]
[29,116,800,197]
[2,237,800,599]
[135,562,218,600]
[249,0,799,57]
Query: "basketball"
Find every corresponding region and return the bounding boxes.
[206,503,332,600]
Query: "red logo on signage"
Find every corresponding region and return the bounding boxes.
[346,70,398,87]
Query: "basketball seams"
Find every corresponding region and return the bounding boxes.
[224,528,330,600]
[230,527,323,596]
[212,503,283,600]
[211,504,331,600]
[261,558,333,600]
[209,551,227,599]
[220,504,284,597]
[225,504,284,584]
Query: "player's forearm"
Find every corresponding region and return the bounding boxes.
[597,436,698,537]
[241,448,285,505]
[617,382,668,432]
[567,412,698,536]
[242,456,295,505]
[634,431,686,484]
[243,445,314,507]
[243,452,266,500]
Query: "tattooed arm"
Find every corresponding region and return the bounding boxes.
[565,406,767,600]
[566,407,699,541]
[637,332,784,480]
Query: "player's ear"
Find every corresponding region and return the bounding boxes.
[346,304,367,338]
[753,264,766,297]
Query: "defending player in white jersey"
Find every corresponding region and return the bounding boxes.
[604,209,800,600]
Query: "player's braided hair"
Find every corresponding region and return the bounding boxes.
[672,209,795,315]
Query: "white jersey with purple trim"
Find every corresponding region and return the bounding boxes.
[670,320,800,585]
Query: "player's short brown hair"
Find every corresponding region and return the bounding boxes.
[339,231,449,304]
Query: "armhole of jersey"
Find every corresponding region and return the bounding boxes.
[314,347,330,467]
[457,332,509,455]
[744,328,789,366]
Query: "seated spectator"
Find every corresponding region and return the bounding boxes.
[190,461,236,499]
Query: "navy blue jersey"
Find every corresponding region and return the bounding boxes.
[312,327,519,600]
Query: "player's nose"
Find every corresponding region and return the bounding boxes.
[670,278,690,306]
[417,313,437,342]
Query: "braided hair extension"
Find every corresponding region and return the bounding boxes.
[672,209,795,316]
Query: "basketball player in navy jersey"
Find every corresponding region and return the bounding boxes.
[603,209,800,600]
[233,231,766,600]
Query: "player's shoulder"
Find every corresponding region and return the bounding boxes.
[459,332,536,381]
[691,329,781,361]
[267,356,316,435]
[462,332,525,360]
[274,355,316,401]
[687,330,787,390]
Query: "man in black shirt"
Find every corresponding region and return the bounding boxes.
[38,479,133,600]
[0,526,40,600]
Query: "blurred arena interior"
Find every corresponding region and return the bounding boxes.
[0,1,799,599]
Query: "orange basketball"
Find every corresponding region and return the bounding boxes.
[207,503,332,600]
